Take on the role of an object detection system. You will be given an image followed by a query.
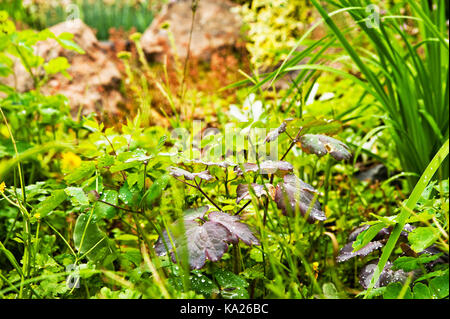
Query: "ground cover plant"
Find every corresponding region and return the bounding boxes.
[0,0,448,301]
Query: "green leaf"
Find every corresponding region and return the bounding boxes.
[214,269,249,299]
[33,189,67,218]
[322,282,340,299]
[73,213,112,262]
[65,187,89,206]
[143,174,170,206]
[393,254,443,272]
[64,161,96,184]
[408,227,440,253]
[383,282,412,299]
[55,32,85,54]
[43,57,71,78]
[413,282,432,299]
[94,190,118,219]
[190,271,219,297]
[429,270,449,298]
[118,183,133,205]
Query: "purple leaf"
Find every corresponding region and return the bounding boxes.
[155,219,232,269]
[169,166,213,181]
[236,183,275,203]
[336,240,384,263]
[234,160,293,176]
[175,220,232,269]
[188,159,237,168]
[359,260,409,289]
[299,134,351,161]
[208,211,260,246]
[274,174,326,223]
[264,122,287,143]
[154,208,259,269]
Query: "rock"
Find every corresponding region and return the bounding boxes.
[1,19,123,116]
[140,0,242,62]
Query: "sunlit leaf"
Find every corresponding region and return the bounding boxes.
[234,160,293,176]
[299,134,351,161]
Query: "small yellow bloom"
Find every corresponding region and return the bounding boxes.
[0,181,5,193]
[61,152,82,172]
[312,261,319,279]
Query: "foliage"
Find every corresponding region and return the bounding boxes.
[237,0,316,70]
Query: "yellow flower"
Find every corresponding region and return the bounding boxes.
[312,262,319,279]
[0,181,5,193]
[61,152,82,172]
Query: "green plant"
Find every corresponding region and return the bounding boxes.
[307,0,449,187]
[237,0,316,70]
[21,0,157,41]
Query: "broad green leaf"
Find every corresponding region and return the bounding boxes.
[64,161,96,184]
[33,189,67,218]
[383,282,412,299]
[190,271,219,297]
[393,254,443,272]
[73,213,111,262]
[118,183,134,205]
[43,57,71,78]
[214,269,249,299]
[94,190,118,219]
[429,270,449,298]
[413,283,432,299]
[65,187,89,206]
[144,174,170,206]
[322,282,340,299]
[408,227,440,253]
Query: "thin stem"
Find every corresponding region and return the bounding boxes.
[194,179,223,211]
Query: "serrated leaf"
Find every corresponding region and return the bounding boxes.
[234,160,293,176]
[359,260,408,289]
[189,272,219,297]
[64,187,89,206]
[155,219,232,270]
[236,183,275,203]
[214,269,249,299]
[208,211,260,246]
[274,174,326,222]
[169,167,214,181]
[214,269,249,289]
[299,134,351,161]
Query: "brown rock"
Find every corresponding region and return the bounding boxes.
[140,0,242,62]
[2,19,123,116]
